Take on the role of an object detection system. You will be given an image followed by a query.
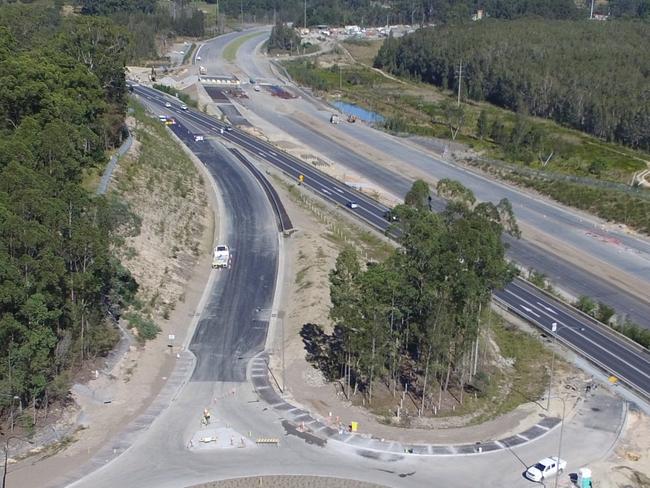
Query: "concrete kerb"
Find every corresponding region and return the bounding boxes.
[60,112,226,488]
[166,125,226,352]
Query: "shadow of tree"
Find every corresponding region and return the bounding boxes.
[300,323,345,382]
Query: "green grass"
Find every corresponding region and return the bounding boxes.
[223,32,262,63]
[152,84,198,109]
[182,43,196,65]
[440,311,551,423]
[284,59,649,184]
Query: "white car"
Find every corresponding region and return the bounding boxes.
[212,245,230,269]
[196,56,202,61]
[180,104,188,110]
[525,457,567,482]
[347,201,359,209]
[165,102,172,108]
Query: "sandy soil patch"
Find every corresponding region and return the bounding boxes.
[590,409,650,487]
[264,170,586,446]
[6,110,216,488]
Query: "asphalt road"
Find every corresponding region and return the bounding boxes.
[133,85,650,401]
[54,84,629,488]
[228,31,650,326]
[167,122,279,382]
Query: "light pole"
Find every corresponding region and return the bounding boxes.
[546,322,558,411]
[548,395,567,488]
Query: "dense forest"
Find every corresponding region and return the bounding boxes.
[0,4,137,423]
[374,19,650,151]
[307,180,518,408]
[79,0,206,62]
[210,0,647,25]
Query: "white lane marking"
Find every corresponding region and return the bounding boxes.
[520,305,540,318]
[334,188,344,194]
[258,151,265,156]
[537,302,557,315]
[321,188,331,195]
[505,289,650,380]
[269,151,276,156]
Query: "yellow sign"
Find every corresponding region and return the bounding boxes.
[350,421,358,432]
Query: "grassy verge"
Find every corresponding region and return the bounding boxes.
[275,171,549,423]
[182,43,196,65]
[113,100,208,342]
[283,55,650,234]
[275,176,393,262]
[152,84,198,108]
[223,31,262,62]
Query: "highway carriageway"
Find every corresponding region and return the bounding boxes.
[133,84,650,401]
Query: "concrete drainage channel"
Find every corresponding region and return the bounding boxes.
[249,354,562,457]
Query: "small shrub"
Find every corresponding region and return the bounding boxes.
[124,312,160,341]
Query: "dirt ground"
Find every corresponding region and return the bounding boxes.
[6,110,217,488]
[264,171,589,446]
[235,85,650,308]
[191,476,387,488]
[590,409,650,488]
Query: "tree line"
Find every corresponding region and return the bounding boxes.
[0,5,138,424]
[79,0,206,62]
[374,19,650,151]
[207,0,649,26]
[305,180,518,410]
[267,21,302,52]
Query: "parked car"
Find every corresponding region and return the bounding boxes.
[346,201,359,209]
[525,457,567,482]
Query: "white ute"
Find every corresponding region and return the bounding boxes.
[525,457,567,482]
[212,245,230,269]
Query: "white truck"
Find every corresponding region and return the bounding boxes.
[330,114,340,124]
[212,244,230,269]
[525,457,567,482]
[199,65,207,75]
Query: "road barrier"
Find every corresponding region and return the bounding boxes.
[255,437,280,446]
[228,148,294,234]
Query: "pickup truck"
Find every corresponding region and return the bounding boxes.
[525,457,567,482]
[212,244,230,269]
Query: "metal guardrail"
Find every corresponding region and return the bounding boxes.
[514,277,650,357]
[228,147,294,234]
[492,293,650,402]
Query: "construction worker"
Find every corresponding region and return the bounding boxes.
[298,174,304,185]
[203,408,211,425]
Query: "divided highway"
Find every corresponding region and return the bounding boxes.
[132,84,650,401]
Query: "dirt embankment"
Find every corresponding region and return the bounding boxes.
[7,103,215,488]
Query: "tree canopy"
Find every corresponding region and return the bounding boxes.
[374,19,650,151]
[0,7,136,420]
[324,180,516,405]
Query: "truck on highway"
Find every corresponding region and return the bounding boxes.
[212,244,230,269]
[330,114,340,124]
[199,66,207,75]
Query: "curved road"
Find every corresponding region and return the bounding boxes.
[63,97,627,488]
[222,30,650,326]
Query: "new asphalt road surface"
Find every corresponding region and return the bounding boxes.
[63,91,629,488]
[133,85,650,402]
[224,30,650,326]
